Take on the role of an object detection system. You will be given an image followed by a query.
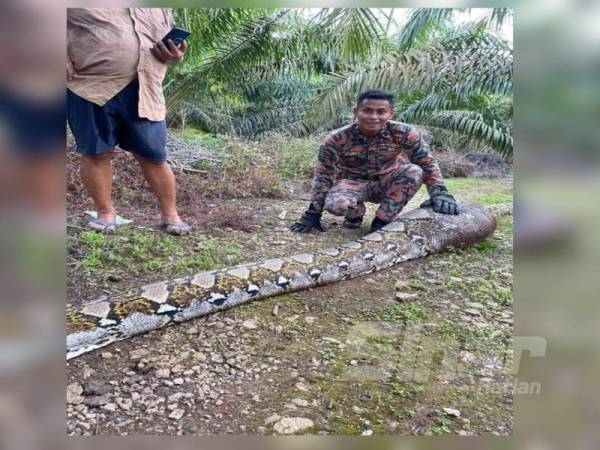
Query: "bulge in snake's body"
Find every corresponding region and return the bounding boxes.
[66,201,498,360]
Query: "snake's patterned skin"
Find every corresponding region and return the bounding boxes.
[67,201,505,360]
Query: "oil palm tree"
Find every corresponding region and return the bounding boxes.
[165,8,513,158]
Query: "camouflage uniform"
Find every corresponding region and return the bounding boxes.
[310,121,448,222]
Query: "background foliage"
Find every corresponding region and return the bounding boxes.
[166,8,513,159]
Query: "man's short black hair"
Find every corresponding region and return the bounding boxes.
[357,89,395,107]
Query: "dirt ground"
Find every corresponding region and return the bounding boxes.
[66,151,513,436]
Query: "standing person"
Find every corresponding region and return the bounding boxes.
[67,8,191,234]
[290,89,459,234]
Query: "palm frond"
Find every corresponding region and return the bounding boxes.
[398,8,456,50]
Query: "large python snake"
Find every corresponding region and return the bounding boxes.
[67,201,510,359]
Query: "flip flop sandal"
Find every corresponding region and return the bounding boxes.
[161,221,191,235]
[88,218,117,233]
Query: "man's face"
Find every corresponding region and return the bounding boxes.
[353,99,394,137]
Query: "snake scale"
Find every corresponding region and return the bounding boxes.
[67,201,509,360]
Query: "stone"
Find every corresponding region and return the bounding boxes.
[273,417,314,434]
[101,352,113,359]
[443,407,461,417]
[155,368,171,378]
[66,383,84,405]
[129,349,149,360]
[83,380,111,396]
[395,292,418,301]
[272,305,279,316]
[173,378,184,385]
[82,367,95,379]
[83,395,110,408]
[465,302,484,309]
[304,316,316,325]
[394,280,408,290]
[361,429,374,436]
[264,414,281,425]
[211,353,225,364]
[295,382,310,392]
[242,319,259,330]
[168,393,185,403]
[291,398,309,407]
[183,422,200,434]
[102,403,118,412]
[116,398,132,411]
[169,409,185,420]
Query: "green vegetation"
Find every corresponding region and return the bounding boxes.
[76,229,243,277]
[167,8,512,158]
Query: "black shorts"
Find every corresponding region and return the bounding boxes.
[67,79,167,161]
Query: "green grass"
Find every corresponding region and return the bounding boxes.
[477,192,512,205]
[76,229,243,276]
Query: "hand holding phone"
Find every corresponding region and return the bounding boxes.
[162,27,191,48]
[152,27,190,64]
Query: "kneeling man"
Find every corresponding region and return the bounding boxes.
[290,89,458,234]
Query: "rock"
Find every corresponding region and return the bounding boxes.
[81,366,95,379]
[215,399,223,406]
[168,393,185,403]
[466,302,484,309]
[286,315,299,322]
[83,380,111,396]
[183,422,200,434]
[185,326,198,335]
[211,353,225,364]
[102,403,118,412]
[155,368,171,378]
[278,211,287,220]
[242,319,259,330]
[169,409,185,420]
[101,352,113,359]
[295,382,310,393]
[129,349,149,360]
[304,316,316,325]
[395,292,418,301]
[83,395,110,408]
[264,414,281,425]
[443,407,461,417]
[361,429,374,436]
[116,398,132,411]
[66,383,84,405]
[173,378,184,385]
[394,280,408,289]
[465,308,482,316]
[107,274,121,282]
[272,304,279,316]
[291,398,309,407]
[273,417,314,434]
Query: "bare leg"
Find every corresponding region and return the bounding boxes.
[132,153,190,232]
[79,150,116,227]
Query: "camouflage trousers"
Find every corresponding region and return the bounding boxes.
[323,164,424,222]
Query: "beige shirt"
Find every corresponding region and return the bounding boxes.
[67,8,175,121]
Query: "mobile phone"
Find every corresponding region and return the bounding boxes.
[162,27,191,47]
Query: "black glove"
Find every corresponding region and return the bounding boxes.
[420,193,460,215]
[369,216,390,233]
[290,207,324,233]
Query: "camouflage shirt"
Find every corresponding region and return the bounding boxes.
[310,121,448,211]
